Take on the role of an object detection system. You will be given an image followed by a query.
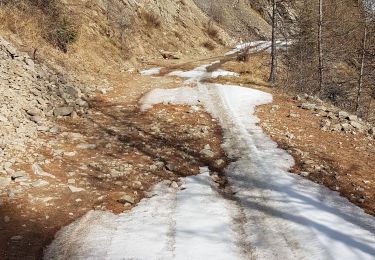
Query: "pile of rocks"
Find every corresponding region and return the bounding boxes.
[0,36,92,167]
[296,94,375,137]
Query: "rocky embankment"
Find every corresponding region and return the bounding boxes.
[0,36,92,185]
[295,94,375,136]
[257,92,375,215]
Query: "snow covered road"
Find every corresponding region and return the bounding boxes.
[45,49,375,260]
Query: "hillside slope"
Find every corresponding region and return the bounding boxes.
[0,0,275,81]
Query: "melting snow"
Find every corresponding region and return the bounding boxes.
[44,169,241,260]
[140,67,162,76]
[45,44,375,260]
[225,40,292,55]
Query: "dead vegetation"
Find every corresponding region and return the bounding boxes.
[0,0,78,53]
[204,52,272,88]
[202,40,216,50]
[142,10,162,28]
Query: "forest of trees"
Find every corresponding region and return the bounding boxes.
[273,0,375,122]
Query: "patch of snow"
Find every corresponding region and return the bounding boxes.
[139,83,375,259]
[45,169,241,259]
[225,40,292,55]
[139,86,200,111]
[140,67,162,76]
[211,69,239,78]
[168,64,209,80]
[167,65,238,82]
[45,60,375,260]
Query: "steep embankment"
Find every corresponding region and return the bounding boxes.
[0,0,278,78]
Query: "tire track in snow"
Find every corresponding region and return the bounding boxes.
[45,42,375,259]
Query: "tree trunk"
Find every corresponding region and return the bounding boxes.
[356,24,367,113]
[268,0,277,84]
[318,0,324,94]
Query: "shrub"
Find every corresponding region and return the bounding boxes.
[202,41,215,50]
[236,47,251,62]
[48,18,77,53]
[206,20,219,38]
[143,10,161,28]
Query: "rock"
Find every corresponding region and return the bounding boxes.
[68,185,85,193]
[49,127,60,134]
[348,115,358,121]
[200,126,210,134]
[26,108,42,116]
[300,103,316,110]
[304,160,314,165]
[76,99,88,107]
[63,151,77,157]
[30,115,44,124]
[54,107,74,116]
[160,50,181,59]
[200,144,214,158]
[170,181,179,189]
[132,181,142,189]
[149,164,158,171]
[341,123,352,132]
[355,187,365,192]
[98,88,107,94]
[288,112,299,118]
[32,163,55,179]
[3,162,13,170]
[200,148,214,158]
[350,121,364,131]
[368,127,375,135]
[10,235,23,241]
[211,173,221,183]
[320,119,331,131]
[0,176,11,187]
[4,216,10,223]
[215,159,225,167]
[270,105,280,113]
[327,112,336,119]
[338,111,349,120]
[71,111,78,118]
[67,179,75,184]
[24,57,34,68]
[3,43,18,58]
[285,132,295,139]
[166,163,176,171]
[76,143,97,149]
[117,194,135,204]
[332,124,342,132]
[37,126,50,132]
[109,169,121,178]
[31,179,49,187]
[300,172,310,177]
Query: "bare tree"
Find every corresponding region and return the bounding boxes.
[268,0,278,84]
[356,23,367,112]
[318,0,324,94]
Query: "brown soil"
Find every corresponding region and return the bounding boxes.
[0,70,228,259]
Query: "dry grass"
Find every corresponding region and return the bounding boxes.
[206,23,219,39]
[0,0,78,53]
[202,41,216,50]
[142,10,162,28]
